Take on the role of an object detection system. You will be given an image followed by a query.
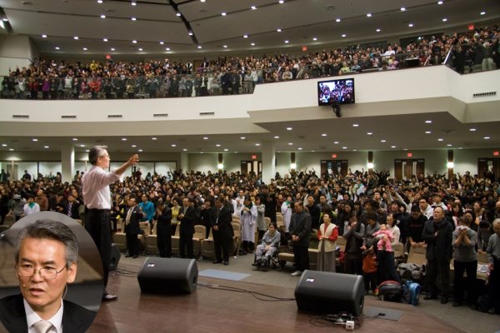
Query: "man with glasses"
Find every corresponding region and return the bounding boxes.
[0,219,96,333]
[82,145,139,301]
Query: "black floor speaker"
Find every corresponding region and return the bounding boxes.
[137,257,198,294]
[109,243,121,271]
[294,270,364,317]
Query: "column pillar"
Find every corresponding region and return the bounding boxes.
[61,145,75,183]
[180,152,189,172]
[262,142,276,185]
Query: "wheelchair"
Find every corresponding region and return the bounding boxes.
[252,242,281,271]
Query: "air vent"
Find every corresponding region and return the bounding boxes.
[473,91,496,98]
[153,113,169,118]
[12,114,29,119]
[61,115,77,119]
[108,114,123,118]
[199,112,215,116]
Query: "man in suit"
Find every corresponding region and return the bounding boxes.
[0,219,96,333]
[155,198,172,258]
[289,201,312,277]
[178,197,198,258]
[124,196,142,258]
[65,194,81,219]
[213,196,233,265]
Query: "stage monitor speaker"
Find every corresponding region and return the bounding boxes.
[109,243,121,271]
[137,257,198,294]
[294,271,364,317]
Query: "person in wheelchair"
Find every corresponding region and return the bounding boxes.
[253,223,281,268]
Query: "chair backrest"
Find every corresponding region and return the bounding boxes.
[174,224,180,236]
[139,221,151,235]
[393,242,405,258]
[407,245,427,266]
[231,222,241,237]
[151,221,157,235]
[194,225,206,239]
[264,217,271,228]
[477,252,488,264]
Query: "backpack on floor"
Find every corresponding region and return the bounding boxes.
[405,280,421,306]
[378,280,403,302]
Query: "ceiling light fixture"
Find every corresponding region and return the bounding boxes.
[131,1,137,5]
[366,13,372,17]
[243,34,248,38]
[197,45,202,49]
[376,28,381,32]
[103,38,108,42]
[111,48,115,51]
[131,17,137,21]
[408,23,414,27]
[442,18,448,22]
[352,124,359,127]
[286,127,292,131]
[313,37,318,41]
[425,120,432,123]
[274,136,279,139]
[401,7,406,11]
[83,47,88,51]
[251,6,257,10]
[132,40,137,43]
[284,40,289,43]
[152,137,157,140]
[336,18,341,22]
[73,36,79,40]
[279,0,284,4]
[437,1,443,4]
[188,31,193,36]
[469,128,476,132]
[100,14,106,18]
[341,34,346,38]
[223,45,227,48]
[42,34,47,38]
[221,12,226,16]
[55,46,60,50]
[160,41,164,45]
[176,12,181,17]
[480,11,486,15]
[484,136,491,140]
[277,28,282,32]
[165,47,170,51]
[250,43,255,46]
[138,48,143,51]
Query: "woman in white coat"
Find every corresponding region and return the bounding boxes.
[240,196,257,254]
[317,212,339,272]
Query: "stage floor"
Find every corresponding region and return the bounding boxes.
[84,272,466,333]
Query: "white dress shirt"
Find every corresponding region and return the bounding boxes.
[82,165,122,209]
[25,298,63,333]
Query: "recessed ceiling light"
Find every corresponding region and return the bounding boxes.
[243,34,248,38]
[197,45,202,49]
[408,23,414,27]
[200,0,206,2]
[132,40,137,44]
[131,1,137,5]
[203,137,209,140]
[138,149,143,152]
[352,124,359,127]
[224,148,228,152]
[223,45,227,48]
[165,47,170,51]
[188,31,193,36]
[83,47,88,51]
[131,17,137,21]
[138,48,143,51]
[215,144,221,147]
[85,149,90,152]
[55,47,60,50]
[251,43,255,46]
[171,144,177,147]
[251,6,257,10]
[274,136,279,139]
[366,13,372,17]
[160,41,164,45]
[336,18,341,22]
[403,148,408,151]
[176,12,181,17]
[287,127,292,131]
[442,18,448,22]
[42,34,47,38]
[32,138,38,142]
[183,148,188,151]
[103,38,108,42]
[131,144,137,148]
[391,145,396,149]
[342,146,347,150]
[298,147,303,151]
[480,11,486,15]
[9,148,14,151]
[73,36,79,40]
[97,0,103,3]
[437,1,443,4]
[367,132,373,136]
[288,143,293,145]
[221,12,226,16]
[284,40,289,44]
[334,141,339,144]
[152,137,157,140]
[277,28,282,32]
[469,128,477,132]
[72,138,78,141]
[100,14,106,18]
[241,136,246,140]
[80,144,85,147]
[122,138,127,141]
[376,28,381,32]
[1,144,7,147]
[484,136,491,140]
[313,37,318,41]
[322,133,327,137]
[447,144,452,147]
[256,143,261,146]
[425,131,431,134]
[341,34,346,38]
[438,138,444,142]
[425,120,432,124]
[400,7,406,11]
[381,139,386,143]
[279,0,284,4]
[111,48,115,51]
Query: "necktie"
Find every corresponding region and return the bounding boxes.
[67,202,72,216]
[126,208,133,225]
[32,320,53,333]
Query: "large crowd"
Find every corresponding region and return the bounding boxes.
[1,25,498,100]
[1,166,499,314]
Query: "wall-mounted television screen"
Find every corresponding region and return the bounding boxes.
[317,78,355,106]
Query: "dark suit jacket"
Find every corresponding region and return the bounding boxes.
[0,294,96,333]
[66,201,81,219]
[125,205,142,234]
[179,206,197,234]
[213,206,233,238]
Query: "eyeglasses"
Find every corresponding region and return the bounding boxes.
[16,264,67,280]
